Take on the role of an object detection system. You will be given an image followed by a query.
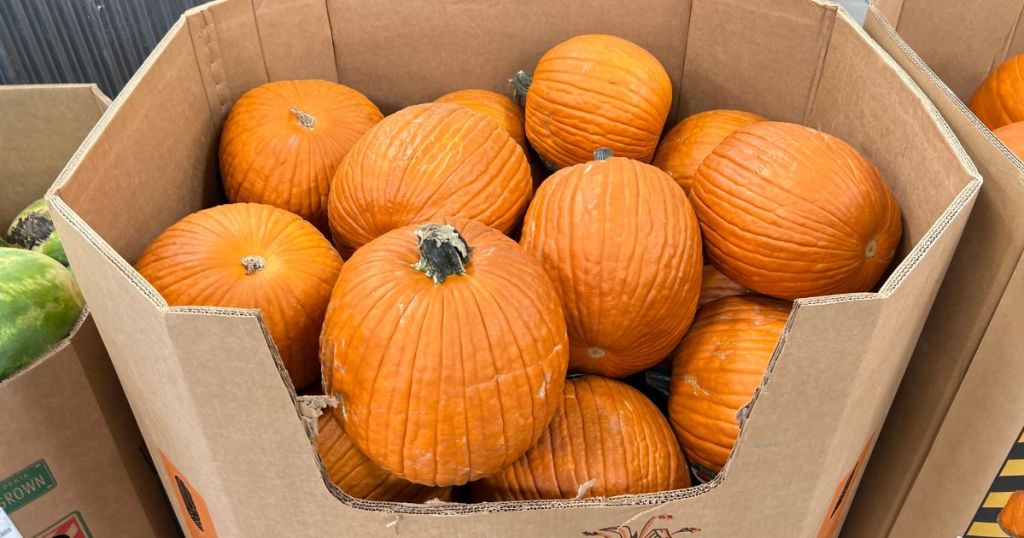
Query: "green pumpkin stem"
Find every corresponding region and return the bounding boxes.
[412,223,472,284]
[290,106,316,130]
[512,71,532,108]
[594,148,614,161]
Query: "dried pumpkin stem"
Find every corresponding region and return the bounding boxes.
[412,223,472,284]
[512,70,532,108]
[241,255,266,275]
[290,106,316,130]
[593,148,614,161]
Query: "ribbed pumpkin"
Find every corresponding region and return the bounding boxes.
[668,296,791,481]
[515,34,672,169]
[320,218,568,487]
[327,103,532,254]
[699,264,749,307]
[520,151,702,378]
[316,412,451,503]
[691,121,903,301]
[652,109,764,192]
[136,203,343,389]
[1000,490,1024,538]
[970,52,1024,130]
[473,375,689,501]
[219,80,383,231]
[994,121,1024,161]
[435,89,526,148]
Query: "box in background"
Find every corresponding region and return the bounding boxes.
[0,85,178,538]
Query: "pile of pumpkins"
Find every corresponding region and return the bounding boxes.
[135,34,903,501]
[1,200,85,381]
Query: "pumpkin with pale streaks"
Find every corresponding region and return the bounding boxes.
[653,109,764,193]
[436,89,526,148]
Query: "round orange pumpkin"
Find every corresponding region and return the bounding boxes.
[327,103,532,254]
[320,218,568,486]
[135,203,343,389]
[652,109,764,192]
[219,80,383,231]
[970,52,1024,130]
[1000,490,1024,538]
[699,264,749,307]
[994,121,1024,161]
[316,412,451,503]
[691,121,903,301]
[435,89,526,148]
[473,375,689,501]
[520,151,702,378]
[668,296,790,481]
[516,34,672,169]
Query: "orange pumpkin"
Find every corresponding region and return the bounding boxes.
[435,89,526,148]
[220,80,383,231]
[652,109,764,192]
[691,121,903,301]
[668,296,791,480]
[473,375,689,501]
[970,52,1024,130]
[135,203,343,389]
[327,103,532,254]
[699,264,749,307]
[520,151,702,378]
[1000,490,1024,538]
[516,34,672,169]
[320,218,569,486]
[994,121,1024,161]
[316,412,451,503]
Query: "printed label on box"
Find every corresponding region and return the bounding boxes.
[964,426,1024,537]
[0,461,56,514]
[32,511,91,538]
[0,507,24,538]
[159,451,217,538]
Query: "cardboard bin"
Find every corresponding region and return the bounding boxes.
[45,0,979,536]
[0,85,178,538]
[842,3,1024,538]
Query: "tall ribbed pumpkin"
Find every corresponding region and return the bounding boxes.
[699,264,749,307]
[316,412,451,503]
[515,34,672,169]
[435,89,526,148]
[691,121,903,301]
[473,375,689,501]
[1000,491,1024,538]
[520,151,702,378]
[668,296,790,481]
[219,80,382,231]
[320,218,568,486]
[135,203,343,389]
[970,52,1024,130]
[327,103,532,254]
[652,109,764,193]
[994,121,1024,161]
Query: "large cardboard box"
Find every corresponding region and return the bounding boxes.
[44,1,980,536]
[0,85,178,537]
[841,3,1024,538]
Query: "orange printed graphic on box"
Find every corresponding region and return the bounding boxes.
[817,437,874,538]
[159,451,217,538]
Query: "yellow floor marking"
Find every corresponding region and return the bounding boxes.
[984,491,1013,508]
[1000,459,1024,476]
[966,521,1009,537]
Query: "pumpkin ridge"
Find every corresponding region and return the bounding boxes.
[535,75,665,129]
[401,109,487,218]
[390,291,436,481]
[528,97,657,147]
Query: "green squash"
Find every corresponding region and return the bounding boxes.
[6,198,68,266]
[0,248,85,381]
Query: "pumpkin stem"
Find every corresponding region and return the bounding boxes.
[593,148,614,161]
[864,239,878,259]
[290,106,316,130]
[412,223,472,284]
[512,70,532,108]
[241,255,266,275]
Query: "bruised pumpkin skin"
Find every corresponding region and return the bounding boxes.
[970,52,1024,130]
[652,109,764,193]
[316,413,451,503]
[135,203,343,389]
[994,121,1024,161]
[219,80,383,231]
[473,376,689,501]
[520,154,702,378]
[691,121,903,301]
[320,218,569,487]
[435,89,527,149]
[699,264,749,307]
[668,296,791,478]
[328,103,532,254]
[1000,490,1024,538]
[518,34,672,168]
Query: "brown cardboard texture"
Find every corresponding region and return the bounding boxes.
[0,85,177,537]
[46,1,979,536]
[845,4,1024,537]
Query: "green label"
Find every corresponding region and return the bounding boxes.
[0,460,56,514]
